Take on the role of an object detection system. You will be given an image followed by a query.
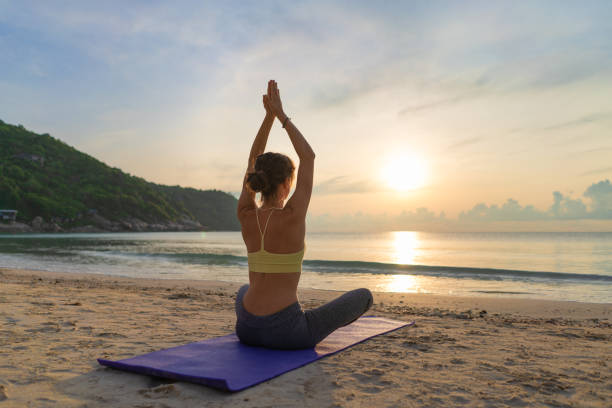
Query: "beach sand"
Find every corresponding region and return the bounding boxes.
[1,267,610,407]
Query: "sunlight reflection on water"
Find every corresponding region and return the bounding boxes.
[392,231,420,265]
[376,274,427,294]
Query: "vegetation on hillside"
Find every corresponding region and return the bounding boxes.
[0,119,239,230]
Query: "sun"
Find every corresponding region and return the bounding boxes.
[381,154,427,192]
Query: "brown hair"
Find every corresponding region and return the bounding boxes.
[246,152,295,201]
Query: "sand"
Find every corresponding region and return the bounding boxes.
[1,267,610,407]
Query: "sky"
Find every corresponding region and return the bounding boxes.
[1,1,611,231]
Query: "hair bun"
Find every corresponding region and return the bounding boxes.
[246,170,269,193]
[247,152,295,199]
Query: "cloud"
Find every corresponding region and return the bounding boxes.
[313,176,381,195]
[397,207,446,223]
[446,137,482,151]
[548,191,588,219]
[309,179,612,232]
[395,73,496,116]
[307,207,447,232]
[584,179,612,218]
[509,113,612,137]
[526,58,611,89]
[566,146,612,158]
[397,92,476,115]
[539,112,612,132]
[580,166,612,177]
[459,199,546,222]
[457,179,612,221]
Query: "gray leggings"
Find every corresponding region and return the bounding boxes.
[235,284,373,350]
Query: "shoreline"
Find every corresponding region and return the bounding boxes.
[1,267,610,407]
[2,259,611,305]
[2,267,611,318]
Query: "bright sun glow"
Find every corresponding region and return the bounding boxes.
[381,154,427,191]
[392,231,420,265]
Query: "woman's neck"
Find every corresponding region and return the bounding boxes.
[260,200,284,210]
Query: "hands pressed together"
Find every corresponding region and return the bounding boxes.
[263,80,287,122]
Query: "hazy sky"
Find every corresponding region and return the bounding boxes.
[1,1,611,230]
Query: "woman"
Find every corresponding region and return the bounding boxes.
[235,79,373,349]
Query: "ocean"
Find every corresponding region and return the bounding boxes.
[1,231,610,303]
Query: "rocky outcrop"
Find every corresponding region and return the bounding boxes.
[0,214,205,234]
[0,222,33,233]
[81,214,204,233]
[68,225,105,233]
[30,216,62,232]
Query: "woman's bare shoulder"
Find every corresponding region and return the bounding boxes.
[237,206,257,224]
[278,205,306,222]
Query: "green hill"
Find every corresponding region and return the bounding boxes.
[0,119,239,231]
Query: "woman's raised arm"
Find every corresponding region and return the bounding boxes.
[236,89,275,218]
[265,80,315,218]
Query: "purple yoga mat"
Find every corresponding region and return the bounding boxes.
[98,316,414,392]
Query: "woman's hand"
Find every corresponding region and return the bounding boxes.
[262,82,274,117]
[262,94,274,117]
[263,79,285,119]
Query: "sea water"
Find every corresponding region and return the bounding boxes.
[0,231,610,303]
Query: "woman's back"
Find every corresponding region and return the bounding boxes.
[241,207,305,254]
[240,207,305,315]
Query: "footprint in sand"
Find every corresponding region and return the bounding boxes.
[138,383,179,399]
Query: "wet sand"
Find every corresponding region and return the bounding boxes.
[1,267,610,407]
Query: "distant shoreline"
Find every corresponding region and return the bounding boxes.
[0,219,238,234]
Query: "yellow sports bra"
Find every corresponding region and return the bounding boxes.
[247,208,305,273]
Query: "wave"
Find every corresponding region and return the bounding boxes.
[123,251,612,283]
[304,259,612,282]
